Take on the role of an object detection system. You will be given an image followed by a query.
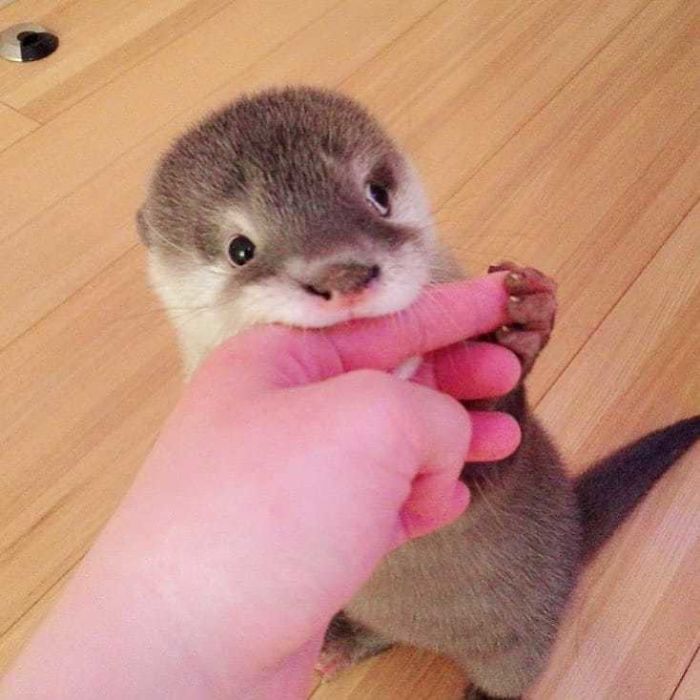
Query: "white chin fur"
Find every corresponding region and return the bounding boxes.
[148,243,431,376]
[230,246,429,337]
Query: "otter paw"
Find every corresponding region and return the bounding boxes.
[488,261,557,375]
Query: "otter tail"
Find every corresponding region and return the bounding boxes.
[575,415,700,564]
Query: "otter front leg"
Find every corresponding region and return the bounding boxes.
[488,262,557,378]
[316,612,393,681]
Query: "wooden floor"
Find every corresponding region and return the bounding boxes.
[0,0,698,697]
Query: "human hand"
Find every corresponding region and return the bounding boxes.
[2,273,521,700]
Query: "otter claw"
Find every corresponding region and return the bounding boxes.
[506,271,524,284]
[488,261,558,376]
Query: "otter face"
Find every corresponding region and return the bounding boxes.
[138,87,443,373]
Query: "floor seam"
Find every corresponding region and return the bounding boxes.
[533,192,700,411]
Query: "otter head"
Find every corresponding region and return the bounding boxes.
[138,87,450,374]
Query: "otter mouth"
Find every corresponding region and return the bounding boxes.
[287,276,426,330]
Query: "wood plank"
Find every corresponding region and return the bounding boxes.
[0,248,181,667]
[0,0,230,123]
[0,0,340,238]
[345,0,653,206]
[0,567,68,671]
[0,0,57,24]
[532,204,700,698]
[674,649,700,700]
[438,0,699,403]
[312,647,465,700]
[538,202,700,465]
[0,0,652,348]
[0,103,37,150]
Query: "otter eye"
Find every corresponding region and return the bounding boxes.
[227,235,256,266]
[365,182,390,216]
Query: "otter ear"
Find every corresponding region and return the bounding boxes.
[136,207,153,247]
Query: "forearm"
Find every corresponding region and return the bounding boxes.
[1,514,321,700]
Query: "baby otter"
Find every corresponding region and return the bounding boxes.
[137,86,700,699]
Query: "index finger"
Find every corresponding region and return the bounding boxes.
[325,272,510,373]
[204,273,510,392]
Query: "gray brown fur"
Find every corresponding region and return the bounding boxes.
[138,87,416,264]
[138,86,700,699]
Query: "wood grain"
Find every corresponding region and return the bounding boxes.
[313,647,466,700]
[0,103,37,150]
[0,251,180,634]
[346,0,655,205]
[0,0,698,696]
[538,202,700,464]
[0,0,339,236]
[439,0,699,403]
[532,203,700,699]
[0,0,231,123]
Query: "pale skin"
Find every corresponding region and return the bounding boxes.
[1,274,522,700]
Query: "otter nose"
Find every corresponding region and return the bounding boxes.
[303,263,380,300]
